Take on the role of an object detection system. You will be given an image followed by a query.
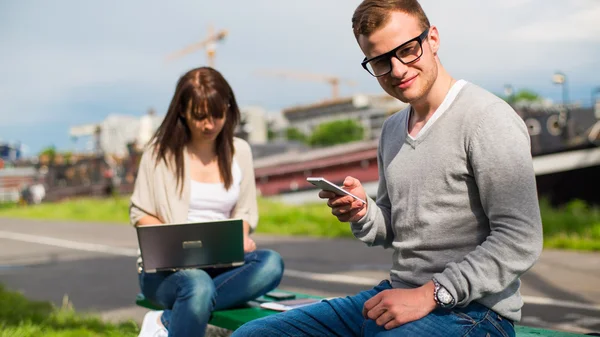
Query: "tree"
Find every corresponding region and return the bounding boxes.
[267,124,278,141]
[501,89,541,104]
[38,145,57,164]
[285,127,307,143]
[513,89,540,102]
[308,119,364,147]
[63,151,73,165]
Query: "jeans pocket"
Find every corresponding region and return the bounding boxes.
[485,314,514,337]
[450,310,477,325]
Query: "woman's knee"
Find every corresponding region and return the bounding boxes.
[175,269,216,303]
[255,249,285,280]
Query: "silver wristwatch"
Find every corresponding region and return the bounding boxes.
[432,278,455,308]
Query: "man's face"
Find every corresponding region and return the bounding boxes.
[358,11,439,104]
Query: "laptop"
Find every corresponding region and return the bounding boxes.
[136,218,244,273]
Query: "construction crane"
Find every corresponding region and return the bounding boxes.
[165,25,228,68]
[256,69,357,100]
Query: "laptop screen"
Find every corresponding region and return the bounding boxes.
[136,219,244,273]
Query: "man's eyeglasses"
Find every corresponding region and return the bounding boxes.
[361,28,430,77]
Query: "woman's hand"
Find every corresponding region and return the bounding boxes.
[244,235,257,253]
[242,220,256,252]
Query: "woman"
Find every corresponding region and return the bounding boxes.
[131,67,284,337]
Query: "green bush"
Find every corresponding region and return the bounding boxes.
[308,119,364,146]
[540,199,600,250]
[285,127,307,143]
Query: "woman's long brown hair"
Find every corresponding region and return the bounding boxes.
[150,67,240,194]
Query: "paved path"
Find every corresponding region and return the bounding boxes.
[1,218,599,334]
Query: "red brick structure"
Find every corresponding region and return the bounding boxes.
[254,140,379,197]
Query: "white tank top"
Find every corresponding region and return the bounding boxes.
[187,160,242,222]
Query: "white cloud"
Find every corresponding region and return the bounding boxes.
[495,0,536,9]
[0,46,166,125]
[513,2,600,41]
[0,0,598,138]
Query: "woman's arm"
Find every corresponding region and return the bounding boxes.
[231,138,259,231]
[130,150,161,226]
[136,215,163,226]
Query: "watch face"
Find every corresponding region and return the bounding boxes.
[437,288,453,305]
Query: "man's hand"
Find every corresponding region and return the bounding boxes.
[362,281,437,330]
[319,176,367,222]
[243,235,257,253]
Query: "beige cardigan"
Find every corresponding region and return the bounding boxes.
[129,137,259,231]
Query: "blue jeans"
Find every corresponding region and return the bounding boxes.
[232,280,515,337]
[139,249,284,337]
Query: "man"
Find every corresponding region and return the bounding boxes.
[233,1,542,336]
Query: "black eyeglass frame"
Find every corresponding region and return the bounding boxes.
[361,28,430,77]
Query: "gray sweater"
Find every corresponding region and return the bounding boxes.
[352,83,543,322]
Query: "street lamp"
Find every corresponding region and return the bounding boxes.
[592,87,600,106]
[552,71,569,106]
[504,84,514,104]
[552,72,570,133]
[593,87,600,119]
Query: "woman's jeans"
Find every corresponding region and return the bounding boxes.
[139,249,284,337]
[232,280,515,337]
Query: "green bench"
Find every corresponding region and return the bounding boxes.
[135,291,320,331]
[135,291,592,336]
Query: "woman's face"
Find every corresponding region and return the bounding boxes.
[184,105,227,142]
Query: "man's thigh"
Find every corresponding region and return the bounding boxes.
[233,280,392,337]
[363,302,515,337]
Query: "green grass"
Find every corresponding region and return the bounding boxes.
[0,197,130,224]
[1,196,599,251]
[256,198,352,238]
[0,284,138,337]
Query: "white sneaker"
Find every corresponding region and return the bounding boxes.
[138,310,168,337]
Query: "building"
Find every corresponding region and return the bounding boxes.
[283,93,407,140]
[253,139,380,203]
[236,106,269,145]
[255,102,600,205]
[137,108,162,147]
[69,104,275,159]
[70,110,163,158]
[0,142,22,162]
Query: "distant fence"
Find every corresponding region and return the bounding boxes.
[43,183,111,202]
[0,189,19,203]
[0,167,37,203]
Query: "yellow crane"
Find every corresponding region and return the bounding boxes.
[165,25,228,68]
[256,69,357,100]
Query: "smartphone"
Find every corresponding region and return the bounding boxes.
[265,291,296,300]
[260,298,321,311]
[306,177,366,204]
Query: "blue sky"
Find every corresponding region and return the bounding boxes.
[1,0,599,155]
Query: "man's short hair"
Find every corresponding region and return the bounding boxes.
[352,0,430,39]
